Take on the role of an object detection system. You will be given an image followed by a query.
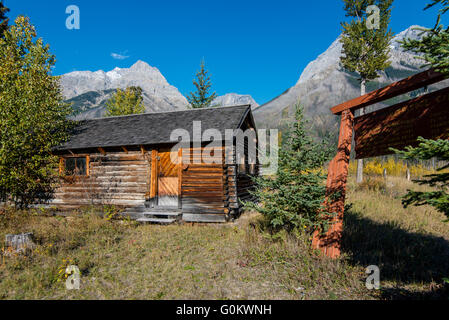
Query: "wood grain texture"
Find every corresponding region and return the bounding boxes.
[157,149,179,207]
[180,147,226,215]
[331,68,446,115]
[52,151,148,208]
[312,110,354,259]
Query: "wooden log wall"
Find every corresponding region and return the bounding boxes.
[51,143,257,222]
[52,151,149,210]
[180,146,228,222]
[226,145,239,213]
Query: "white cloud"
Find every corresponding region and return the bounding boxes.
[111,52,130,60]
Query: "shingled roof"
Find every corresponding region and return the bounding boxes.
[56,105,253,151]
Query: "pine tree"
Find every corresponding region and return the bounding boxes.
[0,1,9,37]
[105,86,145,117]
[0,16,73,208]
[340,0,394,183]
[401,0,449,74]
[187,60,217,109]
[393,138,449,219]
[246,103,335,233]
[393,1,449,219]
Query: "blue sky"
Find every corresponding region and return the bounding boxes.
[6,0,443,105]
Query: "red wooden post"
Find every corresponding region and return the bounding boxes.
[312,109,354,258]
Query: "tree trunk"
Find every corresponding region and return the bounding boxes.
[356,80,366,184]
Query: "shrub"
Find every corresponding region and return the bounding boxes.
[0,17,73,208]
[246,103,334,234]
[357,176,387,193]
[393,137,449,219]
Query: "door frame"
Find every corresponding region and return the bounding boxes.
[149,148,182,209]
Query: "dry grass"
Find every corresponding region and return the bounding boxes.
[345,176,449,299]
[0,175,448,300]
[0,208,367,300]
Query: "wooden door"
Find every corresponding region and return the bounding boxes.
[157,148,180,207]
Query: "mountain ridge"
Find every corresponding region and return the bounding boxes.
[252,25,441,137]
[63,61,259,118]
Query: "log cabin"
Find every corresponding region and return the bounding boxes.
[51,105,258,223]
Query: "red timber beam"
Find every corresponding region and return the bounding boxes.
[312,68,448,258]
[331,68,446,115]
[312,109,354,258]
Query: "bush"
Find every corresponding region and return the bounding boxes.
[246,104,334,234]
[0,17,72,208]
[393,137,449,219]
[357,177,387,193]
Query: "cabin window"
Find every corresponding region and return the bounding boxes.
[62,157,88,176]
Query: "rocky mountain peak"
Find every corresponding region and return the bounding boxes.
[129,60,157,73]
[62,60,189,118]
[297,36,343,85]
[297,26,427,86]
[61,60,181,99]
[254,26,433,135]
[390,25,427,51]
[213,93,259,109]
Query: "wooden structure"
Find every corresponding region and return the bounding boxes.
[312,69,449,258]
[52,105,258,223]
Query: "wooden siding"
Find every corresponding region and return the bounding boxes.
[52,151,149,209]
[180,146,228,222]
[226,145,239,212]
[51,142,257,223]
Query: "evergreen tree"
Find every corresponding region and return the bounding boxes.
[340,0,394,183]
[246,103,334,233]
[187,60,217,109]
[0,1,9,37]
[0,16,73,208]
[393,1,449,220]
[393,138,449,219]
[105,86,145,117]
[401,0,449,74]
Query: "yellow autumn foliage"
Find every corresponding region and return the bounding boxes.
[348,158,441,178]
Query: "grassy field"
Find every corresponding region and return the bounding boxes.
[0,175,448,300]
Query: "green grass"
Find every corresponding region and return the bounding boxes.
[0,176,448,300]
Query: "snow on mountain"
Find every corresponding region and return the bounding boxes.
[253,26,436,136]
[213,93,259,109]
[62,60,189,118]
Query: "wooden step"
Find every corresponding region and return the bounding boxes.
[136,217,177,224]
[146,206,180,211]
[142,212,182,217]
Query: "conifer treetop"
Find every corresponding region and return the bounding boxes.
[401,0,449,74]
[340,0,394,83]
[187,60,217,109]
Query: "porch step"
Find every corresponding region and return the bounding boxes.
[143,211,181,217]
[144,205,180,211]
[135,209,182,224]
[123,205,183,224]
[136,217,177,224]
[138,206,180,212]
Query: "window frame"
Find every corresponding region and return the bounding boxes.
[59,155,90,177]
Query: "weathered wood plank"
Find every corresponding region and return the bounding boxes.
[150,150,158,199]
[182,213,227,223]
